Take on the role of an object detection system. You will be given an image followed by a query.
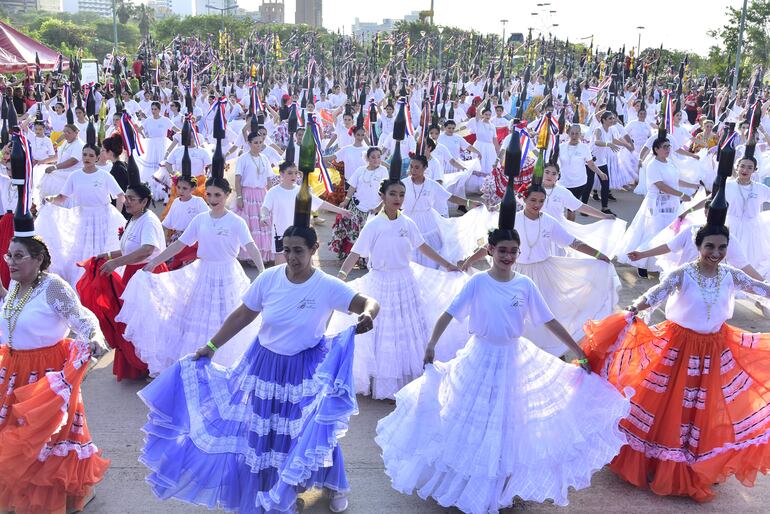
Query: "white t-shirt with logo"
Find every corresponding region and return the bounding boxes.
[178,210,253,262]
[61,169,124,207]
[447,272,554,342]
[242,265,356,355]
[557,142,593,188]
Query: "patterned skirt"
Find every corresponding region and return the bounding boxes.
[0,340,109,513]
[582,313,770,501]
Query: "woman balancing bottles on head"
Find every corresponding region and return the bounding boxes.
[117,104,265,375]
[402,142,481,270]
[78,121,168,381]
[0,127,109,514]
[581,143,770,502]
[102,133,130,218]
[375,137,629,512]
[138,101,176,203]
[616,136,700,278]
[329,146,388,260]
[38,123,85,204]
[331,102,471,399]
[233,131,274,264]
[36,118,127,288]
[539,161,626,258]
[136,112,380,514]
[461,135,620,357]
[161,174,207,270]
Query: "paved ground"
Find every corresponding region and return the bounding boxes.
[81,189,770,513]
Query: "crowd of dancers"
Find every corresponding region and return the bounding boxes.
[1,30,770,514]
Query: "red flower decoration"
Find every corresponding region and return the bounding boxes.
[118,226,125,239]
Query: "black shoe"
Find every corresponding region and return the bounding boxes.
[601,208,616,216]
[637,268,649,279]
[592,191,599,201]
[608,193,617,201]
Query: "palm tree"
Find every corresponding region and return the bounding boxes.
[136,4,153,38]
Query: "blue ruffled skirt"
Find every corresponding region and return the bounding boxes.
[138,326,357,513]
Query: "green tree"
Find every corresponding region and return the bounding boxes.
[709,0,770,81]
[37,19,94,52]
[135,4,154,38]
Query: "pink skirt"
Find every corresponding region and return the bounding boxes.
[236,186,273,261]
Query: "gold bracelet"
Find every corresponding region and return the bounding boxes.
[594,250,601,258]
[338,270,348,278]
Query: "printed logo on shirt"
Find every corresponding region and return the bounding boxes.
[215,228,230,237]
[398,228,409,237]
[542,230,551,239]
[298,297,316,310]
[510,295,525,308]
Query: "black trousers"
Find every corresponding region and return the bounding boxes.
[581,164,610,209]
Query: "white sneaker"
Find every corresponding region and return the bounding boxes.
[328,491,348,512]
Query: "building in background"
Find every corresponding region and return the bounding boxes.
[196,0,239,16]
[295,0,321,27]
[258,0,283,24]
[352,11,420,41]
[2,0,62,12]
[72,0,111,16]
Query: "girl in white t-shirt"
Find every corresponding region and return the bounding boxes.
[461,184,619,357]
[262,162,350,265]
[331,179,470,400]
[329,147,388,259]
[377,226,628,512]
[117,177,265,375]
[161,175,208,270]
[36,144,127,287]
[39,124,84,201]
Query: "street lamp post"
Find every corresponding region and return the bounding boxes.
[636,26,645,56]
[733,0,748,95]
[437,26,444,72]
[206,3,239,33]
[500,19,508,58]
[112,0,119,53]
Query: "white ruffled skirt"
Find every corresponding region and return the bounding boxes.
[37,168,78,200]
[514,257,621,356]
[615,193,682,271]
[328,264,470,400]
[405,208,465,269]
[728,212,770,276]
[35,203,124,287]
[117,259,259,375]
[376,336,630,512]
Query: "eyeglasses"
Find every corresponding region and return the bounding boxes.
[493,248,521,256]
[4,253,32,264]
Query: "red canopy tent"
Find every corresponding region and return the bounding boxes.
[0,19,67,73]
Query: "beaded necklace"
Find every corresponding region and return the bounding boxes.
[2,274,44,348]
[693,261,724,321]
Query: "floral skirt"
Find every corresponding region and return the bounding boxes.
[235,186,273,262]
[329,201,369,260]
[582,313,770,501]
[0,341,109,514]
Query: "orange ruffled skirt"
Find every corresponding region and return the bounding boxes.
[582,313,770,502]
[0,341,109,514]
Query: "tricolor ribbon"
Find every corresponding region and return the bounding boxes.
[663,91,674,134]
[62,83,72,111]
[249,83,263,113]
[185,113,201,146]
[719,130,739,151]
[747,101,761,142]
[588,76,612,94]
[308,113,334,194]
[205,96,228,133]
[400,98,415,137]
[15,132,34,216]
[514,125,532,170]
[119,112,144,157]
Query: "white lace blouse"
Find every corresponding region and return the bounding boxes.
[641,263,770,334]
[0,274,105,351]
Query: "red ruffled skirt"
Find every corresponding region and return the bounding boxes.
[77,257,151,381]
[0,341,109,514]
[582,313,770,501]
[168,242,198,271]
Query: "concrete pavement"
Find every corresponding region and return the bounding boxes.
[81,189,770,513]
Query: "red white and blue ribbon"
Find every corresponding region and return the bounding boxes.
[308,113,334,194]
[205,97,228,133]
[514,124,532,169]
[62,83,72,111]
[14,132,34,216]
[119,112,144,157]
[249,83,263,113]
[719,129,739,151]
[400,98,415,137]
[185,113,201,146]
[588,76,612,94]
